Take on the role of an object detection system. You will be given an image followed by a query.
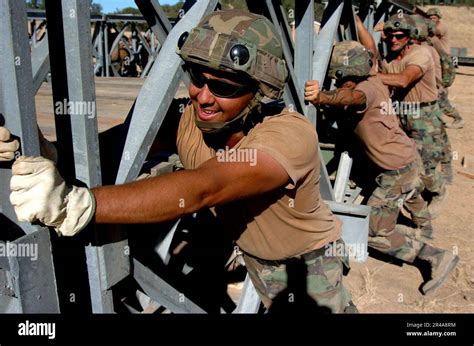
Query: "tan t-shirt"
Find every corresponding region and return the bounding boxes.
[382,44,438,103]
[432,21,450,55]
[354,76,417,171]
[176,103,340,260]
[422,43,443,91]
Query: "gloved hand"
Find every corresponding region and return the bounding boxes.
[10,156,95,236]
[38,128,58,163]
[0,127,20,161]
[0,126,58,162]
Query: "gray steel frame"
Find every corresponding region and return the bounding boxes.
[0,0,59,313]
[1,0,419,314]
[115,0,218,184]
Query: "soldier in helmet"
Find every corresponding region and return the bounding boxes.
[426,8,450,55]
[305,40,459,295]
[426,7,464,129]
[378,13,447,217]
[5,10,354,313]
[411,14,454,184]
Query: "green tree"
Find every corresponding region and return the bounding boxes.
[26,0,45,9]
[161,1,185,19]
[90,2,103,15]
[112,6,141,15]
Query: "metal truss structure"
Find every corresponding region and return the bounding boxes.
[0,0,420,313]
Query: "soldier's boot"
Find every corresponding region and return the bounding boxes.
[344,300,359,313]
[417,244,459,295]
[444,111,464,129]
[441,162,454,184]
[428,186,448,219]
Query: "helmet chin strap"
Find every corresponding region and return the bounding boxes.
[194,90,264,135]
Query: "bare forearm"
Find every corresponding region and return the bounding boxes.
[356,17,378,59]
[92,170,209,224]
[378,72,410,88]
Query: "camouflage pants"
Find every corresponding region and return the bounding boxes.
[367,160,430,262]
[438,88,461,120]
[243,240,352,313]
[401,102,445,196]
[439,123,453,165]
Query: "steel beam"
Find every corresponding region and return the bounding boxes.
[133,258,206,313]
[0,0,42,234]
[341,0,359,42]
[326,201,371,263]
[115,0,218,184]
[233,274,261,314]
[135,0,172,44]
[31,33,50,94]
[8,230,60,313]
[311,1,344,202]
[312,0,344,87]
[265,0,304,114]
[333,151,352,203]
[295,0,316,125]
[55,0,132,314]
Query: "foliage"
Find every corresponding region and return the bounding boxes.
[26,0,104,14]
[111,7,141,15]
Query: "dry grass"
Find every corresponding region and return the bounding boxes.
[353,264,391,309]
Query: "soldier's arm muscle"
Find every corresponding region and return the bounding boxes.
[92,150,290,224]
[356,15,379,60]
[377,65,423,89]
[305,82,366,108]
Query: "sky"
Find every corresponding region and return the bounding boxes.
[96,0,179,14]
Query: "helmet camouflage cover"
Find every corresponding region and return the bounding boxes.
[384,13,418,36]
[177,10,288,99]
[426,8,442,18]
[410,14,429,41]
[328,41,373,79]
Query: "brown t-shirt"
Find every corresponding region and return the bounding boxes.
[382,44,438,103]
[354,76,417,170]
[176,103,340,260]
[432,21,450,55]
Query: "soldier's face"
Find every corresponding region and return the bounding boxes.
[430,15,439,22]
[387,31,409,52]
[188,66,256,125]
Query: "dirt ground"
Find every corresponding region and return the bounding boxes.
[345,5,474,313]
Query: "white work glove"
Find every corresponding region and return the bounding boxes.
[10,156,95,236]
[38,128,58,163]
[0,127,20,161]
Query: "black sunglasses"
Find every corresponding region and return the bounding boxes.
[386,32,408,40]
[187,66,255,98]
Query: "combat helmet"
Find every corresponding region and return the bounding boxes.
[410,14,430,41]
[426,19,436,37]
[328,41,373,80]
[177,10,288,100]
[384,13,418,37]
[426,8,442,19]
